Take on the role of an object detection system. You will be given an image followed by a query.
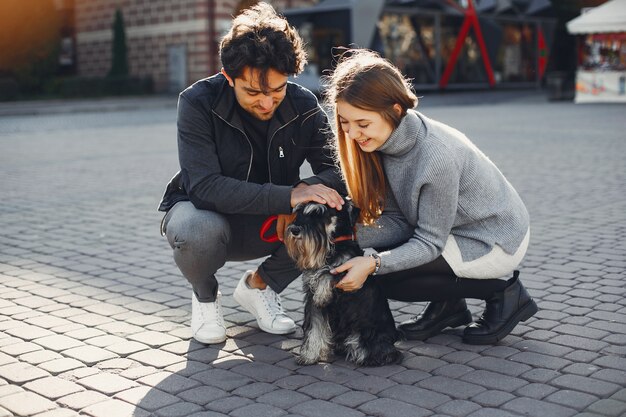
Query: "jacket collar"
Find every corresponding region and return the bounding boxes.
[377,109,424,157]
[213,73,298,134]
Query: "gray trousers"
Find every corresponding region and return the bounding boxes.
[162,201,301,302]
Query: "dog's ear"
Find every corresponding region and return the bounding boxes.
[344,198,360,227]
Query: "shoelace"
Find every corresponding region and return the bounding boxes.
[262,288,288,319]
[199,296,225,328]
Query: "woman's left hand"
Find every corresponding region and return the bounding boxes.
[332,256,376,292]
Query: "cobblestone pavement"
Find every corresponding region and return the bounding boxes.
[0,92,624,417]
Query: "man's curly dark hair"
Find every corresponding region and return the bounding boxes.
[220,2,307,92]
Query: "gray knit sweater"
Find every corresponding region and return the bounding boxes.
[356,109,529,276]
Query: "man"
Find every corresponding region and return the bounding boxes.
[158,2,344,344]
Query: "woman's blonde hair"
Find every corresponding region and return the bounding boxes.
[324,49,417,224]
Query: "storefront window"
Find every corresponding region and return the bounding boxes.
[582,34,626,71]
[494,23,536,83]
[376,13,436,84]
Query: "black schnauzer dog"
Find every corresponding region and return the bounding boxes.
[284,200,402,366]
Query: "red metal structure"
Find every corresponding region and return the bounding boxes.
[439,0,495,88]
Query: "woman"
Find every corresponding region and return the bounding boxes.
[327,50,537,345]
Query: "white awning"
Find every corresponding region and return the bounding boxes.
[567,0,626,34]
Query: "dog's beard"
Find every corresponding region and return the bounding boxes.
[285,217,336,271]
[285,232,329,270]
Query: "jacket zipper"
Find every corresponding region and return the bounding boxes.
[212,110,254,181]
[267,114,298,183]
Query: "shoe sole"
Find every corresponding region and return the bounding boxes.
[192,333,226,344]
[463,299,538,345]
[400,309,473,341]
[233,289,296,335]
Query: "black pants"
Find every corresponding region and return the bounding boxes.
[374,256,507,302]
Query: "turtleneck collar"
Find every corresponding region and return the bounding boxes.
[376,109,423,157]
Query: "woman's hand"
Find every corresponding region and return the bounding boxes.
[332,256,377,292]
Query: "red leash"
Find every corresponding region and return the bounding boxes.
[260,215,279,242]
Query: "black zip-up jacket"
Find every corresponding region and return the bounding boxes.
[158,73,344,214]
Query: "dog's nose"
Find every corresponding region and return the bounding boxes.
[289,226,301,236]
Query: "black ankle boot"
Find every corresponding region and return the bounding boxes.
[463,271,538,345]
[398,299,472,341]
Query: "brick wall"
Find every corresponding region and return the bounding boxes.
[75,0,317,93]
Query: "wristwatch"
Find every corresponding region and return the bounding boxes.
[369,253,381,275]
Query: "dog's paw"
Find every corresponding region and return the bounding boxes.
[295,354,319,366]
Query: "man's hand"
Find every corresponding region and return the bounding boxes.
[276,213,297,242]
[290,183,344,210]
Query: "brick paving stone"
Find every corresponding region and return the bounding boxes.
[467,356,531,376]
[114,386,180,411]
[105,340,150,356]
[81,399,151,417]
[95,321,144,336]
[503,397,578,417]
[32,334,85,351]
[436,364,478,380]
[38,357,86,374]
[471,390,516,407]
[436,399,482,416]
[127,330,180,348]
[137,372,201,395]
[296,381,346,400]
[127,348,185,368]
[274,375,319,390]
[344,374,398,395]
[545,390,600,410]
[5,324,54,340]
[24,375,84,399]
[331,390,377,408]
[460,371,527,392]
[358,398,431,417]
[206,396,255,413]
[0,391,57,416]
[0,384,24,398]
[380,384,451,409]
[191,368,254,390]
[84,334,127,348]
[229,362,291,383]
[290,399,365,417]
[551,374,621,397]
[153,401,204,417]
[18,349,62,365]
[1,341,44,356]
[177,385,229,405]
[515,382,557,399]
[32,409,81,417]
[0,361,50,384]
[403,355,448,372]
[591,368,626,385]
[57,390,110,410]
[62,345,118,365]
[77,372,138,395]
[231,382,277,399]
[230,403,288,417]
[587,398,626,416]
[509,351,571,370]
[419,375,486,399]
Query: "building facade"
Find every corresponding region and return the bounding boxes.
[74,0,315,93]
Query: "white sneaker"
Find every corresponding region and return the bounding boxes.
[233,270,296,334]
[191,291,226,344]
